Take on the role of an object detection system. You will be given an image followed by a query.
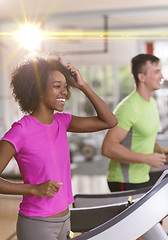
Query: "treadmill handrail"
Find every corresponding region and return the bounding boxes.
[152,169,168,189]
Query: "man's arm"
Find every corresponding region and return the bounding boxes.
[101,126,166,168]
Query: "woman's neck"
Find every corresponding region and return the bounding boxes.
[31,106,54,125]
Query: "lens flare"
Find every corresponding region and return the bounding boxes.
[16,23,42,50]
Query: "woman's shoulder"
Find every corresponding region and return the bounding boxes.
[54,112,72,120]
[11,115,36,131]
[12,115,29,126]
[54,112,72,128]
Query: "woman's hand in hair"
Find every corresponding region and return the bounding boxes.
[65,63,86,89]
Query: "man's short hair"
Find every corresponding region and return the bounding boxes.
[131,53,160,86]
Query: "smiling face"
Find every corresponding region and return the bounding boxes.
[138,61,163,92]
[144,61,163,91]
[43,71,68,112]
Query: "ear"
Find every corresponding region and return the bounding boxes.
[138,73,145,83]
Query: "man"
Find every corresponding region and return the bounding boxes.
[102,53,168,192]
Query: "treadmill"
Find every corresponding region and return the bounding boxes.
[70,170,168,240]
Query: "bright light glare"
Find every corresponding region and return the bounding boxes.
[16,24,42,50]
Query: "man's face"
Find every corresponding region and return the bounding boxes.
[142,61,163,91]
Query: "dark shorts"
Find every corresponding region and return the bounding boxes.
[17,211,70,240]
[107,181,151,192]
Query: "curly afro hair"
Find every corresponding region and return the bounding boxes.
[10,54,75,114]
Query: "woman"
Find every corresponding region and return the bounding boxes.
[0,54,117,240]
